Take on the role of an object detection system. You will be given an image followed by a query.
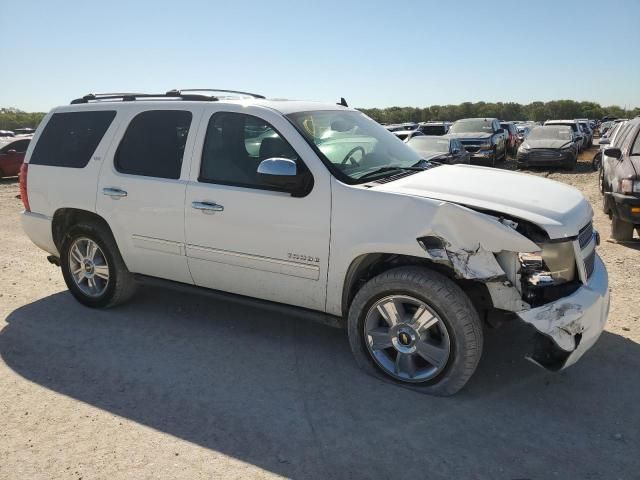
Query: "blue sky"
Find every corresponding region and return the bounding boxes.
[1,0,638,112]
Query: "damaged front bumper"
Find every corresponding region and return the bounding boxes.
[517,254,609,370]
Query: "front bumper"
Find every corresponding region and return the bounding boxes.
[517,254,609,370]
[608,192,640,224]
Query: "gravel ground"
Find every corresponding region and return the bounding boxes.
[1,148,639,479]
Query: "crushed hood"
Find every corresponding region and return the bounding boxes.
[374,164,592,239]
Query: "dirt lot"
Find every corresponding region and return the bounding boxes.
[1,150,639,480]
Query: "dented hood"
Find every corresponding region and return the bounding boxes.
[374,164,592,239]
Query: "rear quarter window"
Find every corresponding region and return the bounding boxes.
[29,111,116,168]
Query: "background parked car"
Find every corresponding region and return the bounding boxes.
[0,136,31,178]
[0,130,15,137]
[600,117,640,241]
[545,120,585,151]
[577,119,593,147]
[417,121,452,136]
[593,120,626,170]
[516,125,578,170]
[393,129,424,142]
[447,117,507,166]
[516,125,531,142]
[406,135,470,164]
[500,121,520,155]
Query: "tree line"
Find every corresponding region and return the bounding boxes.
[358,100,640,124]
[0,108,46,131]
[1,99,638,131]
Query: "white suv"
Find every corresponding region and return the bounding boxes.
[20,90,609,395]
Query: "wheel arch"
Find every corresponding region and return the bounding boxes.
[52,208,116,253]
[341,253,493,319]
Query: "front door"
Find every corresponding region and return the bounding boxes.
[184,106,331,311]
[96,106,202,284]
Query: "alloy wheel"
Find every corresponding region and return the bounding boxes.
[364,295,451,382]
[68,237,110,297]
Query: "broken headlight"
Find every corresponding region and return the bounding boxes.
[519,241,576,286]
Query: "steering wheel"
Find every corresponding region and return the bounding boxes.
[341,146,365,167]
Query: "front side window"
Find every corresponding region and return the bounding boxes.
[115,110,192,179]
[200,112,298,189]
[287,110,423,183]
[30,111,116,168]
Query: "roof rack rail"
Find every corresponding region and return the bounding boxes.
[70,89,265,105]
[70,91,219,105]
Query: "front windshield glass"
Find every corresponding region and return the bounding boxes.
[527,126,573,141]
[407,137,450,152]
[449,119,494,134]
[287,110,423,182]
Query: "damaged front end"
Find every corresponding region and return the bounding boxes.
[416,203,609,371]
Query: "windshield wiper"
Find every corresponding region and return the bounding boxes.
[358,165,424,181]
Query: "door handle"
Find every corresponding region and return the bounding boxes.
[103,187,128,198]
[192,201,224,212]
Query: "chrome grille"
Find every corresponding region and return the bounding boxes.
[584,249,595,278]
[529,149,562,160]
[578,222,593,249]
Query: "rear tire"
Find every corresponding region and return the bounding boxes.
[347,267,483,396]
[60,222,136,308]
[611,216,634,242]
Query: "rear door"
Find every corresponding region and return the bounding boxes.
[96,105,202,284]
[184,105,331,311]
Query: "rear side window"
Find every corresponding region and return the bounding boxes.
[115,110,192,179]
[30,111,116,168]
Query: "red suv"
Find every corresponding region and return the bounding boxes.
[0,137,31,178]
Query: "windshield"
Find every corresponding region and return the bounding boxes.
[407,137,450,152]
[287,110,423,182]
[449,119,494,134]
[527,126,573,141]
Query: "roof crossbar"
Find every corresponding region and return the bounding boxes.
[169,88,266,99]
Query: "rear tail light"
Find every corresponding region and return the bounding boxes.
[19,163,30,212]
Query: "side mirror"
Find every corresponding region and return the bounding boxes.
[604,148,623,160]
[257,158,306,194]
[599,138,610,145]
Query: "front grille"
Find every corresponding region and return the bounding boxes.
[584,249,595,278]
[529,149,563,160]
[578,222,593,249]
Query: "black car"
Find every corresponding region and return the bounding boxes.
[406,135,470,164]
[447,118,507,167]
[516,125,578,169]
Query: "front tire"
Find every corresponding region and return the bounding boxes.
[347,267,483,396]
[61,222,136,308]
[611,216,634,242]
